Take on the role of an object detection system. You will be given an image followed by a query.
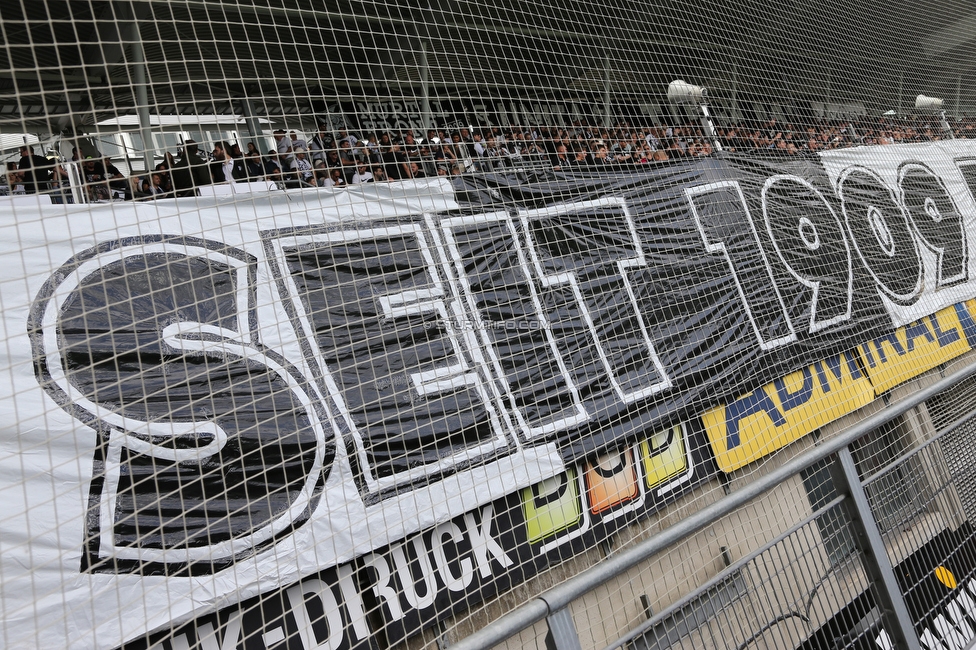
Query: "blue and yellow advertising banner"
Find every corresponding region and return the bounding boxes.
[702,352,875,472]
[856,305,972,395]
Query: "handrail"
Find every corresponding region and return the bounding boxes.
[449,359,976,650]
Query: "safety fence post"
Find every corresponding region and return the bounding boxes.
[831,446,921,650]
[546,607,583,650]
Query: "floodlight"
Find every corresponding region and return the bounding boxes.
[915,94,944,111]
[669,79,721,152]
[667,80,707,105]
[915,94,954,138]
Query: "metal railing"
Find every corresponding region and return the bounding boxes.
[449,360,976,650]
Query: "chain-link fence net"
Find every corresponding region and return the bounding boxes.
[3,1,976,649]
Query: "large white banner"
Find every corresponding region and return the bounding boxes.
[820,139,976,327]
[0,181,564,649]
[8,138,976,648]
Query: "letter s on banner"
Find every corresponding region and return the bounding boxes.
[28,236,333,576]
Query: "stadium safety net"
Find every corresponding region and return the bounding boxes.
[3,1,976,649]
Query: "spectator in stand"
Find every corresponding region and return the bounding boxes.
[141,171,169,197]
[337,140,359,179]
[646,128,662,151]
[154,162,173,194]
[325,168,346,188]
[361,133,382,164]
[632,142,651,164]
[351,163,373,184]
[312,161,330,187]
[431,141,457,174]
[570,144,589,166]
[324,149,342,172]
[210,142,235,183]
[246,151,265,179]
[289,130,307,153]
[382,143,410,180]
[408,161,427,179]
[490,127,506,147]
[452,132,476,171]
[588,141,613,166]
[263,151,283,184]
[163,151,177,171]
[611,137,634,163]
[230,143,249,181]
[371,165,389,182]
[172,140,210,195]
[291,147,314,185]
[334,127,358,150]
[274,129,294,167]
[402,132,421,160]
[47,160,71,203]
[309,123,332,163]
[17,145,52,194]
[519,136,547,162]
[5,163,24,194]
[472,132,486,157]
[82,156,110,201]
[667,138,686,158]
[551,143,573,170]
[480,135,509,170]
[103,157,128,198]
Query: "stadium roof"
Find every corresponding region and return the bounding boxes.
[0,0,974,135]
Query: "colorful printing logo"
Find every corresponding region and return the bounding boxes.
[522,424,695,553]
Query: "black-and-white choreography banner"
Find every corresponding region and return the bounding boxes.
[3,140,976,649]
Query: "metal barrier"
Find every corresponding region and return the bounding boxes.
[449,361,976,650]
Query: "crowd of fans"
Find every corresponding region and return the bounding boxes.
[4,115,976,201]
